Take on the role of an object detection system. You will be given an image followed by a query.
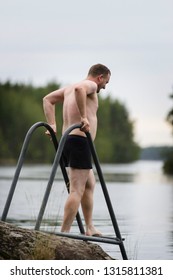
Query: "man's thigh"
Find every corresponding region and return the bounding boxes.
[69,168,90,192]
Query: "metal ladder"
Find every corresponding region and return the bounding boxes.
[1,122,128,260]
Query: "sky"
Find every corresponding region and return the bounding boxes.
[0,0,173,147]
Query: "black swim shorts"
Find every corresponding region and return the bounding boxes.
[63,135,92,169]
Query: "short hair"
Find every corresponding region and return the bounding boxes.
[88,64,111,77]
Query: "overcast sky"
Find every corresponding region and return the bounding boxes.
[0,0,173,147]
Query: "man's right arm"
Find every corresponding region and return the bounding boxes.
[43,88,65,134]
[74,81,97,132]
[74,84,90,132]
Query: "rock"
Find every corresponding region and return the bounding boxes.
[0,221,113,260]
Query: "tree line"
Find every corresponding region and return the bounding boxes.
[0,80,140,164]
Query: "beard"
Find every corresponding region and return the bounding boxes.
[97,85,101,93]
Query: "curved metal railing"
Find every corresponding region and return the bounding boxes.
[1,122,127,259]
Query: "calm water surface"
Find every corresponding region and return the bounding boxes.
[0,160,173,260]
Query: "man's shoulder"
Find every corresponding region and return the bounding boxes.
[77,80,97,93]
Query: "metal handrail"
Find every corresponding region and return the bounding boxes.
[1,122,128,259]
[34,124,127,259]
[1,122,49,221]
[86,132,127,259]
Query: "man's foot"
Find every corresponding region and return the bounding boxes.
[85,225,102,236]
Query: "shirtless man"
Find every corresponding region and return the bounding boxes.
[43,64,111,236]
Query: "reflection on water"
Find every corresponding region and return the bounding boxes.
[0,160,173,260]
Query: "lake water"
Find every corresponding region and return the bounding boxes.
[0,160,173,260]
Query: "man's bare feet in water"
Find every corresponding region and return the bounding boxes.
[85,225,102,236]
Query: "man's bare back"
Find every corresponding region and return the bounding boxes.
[62,80,98,139]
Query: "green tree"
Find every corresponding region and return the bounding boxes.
[163,92,173,174]
[95,96,140,163]
[0,81,62,163]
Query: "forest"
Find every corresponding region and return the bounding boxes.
[0,80,140,164]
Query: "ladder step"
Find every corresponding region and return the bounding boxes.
[41,230,124,245]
